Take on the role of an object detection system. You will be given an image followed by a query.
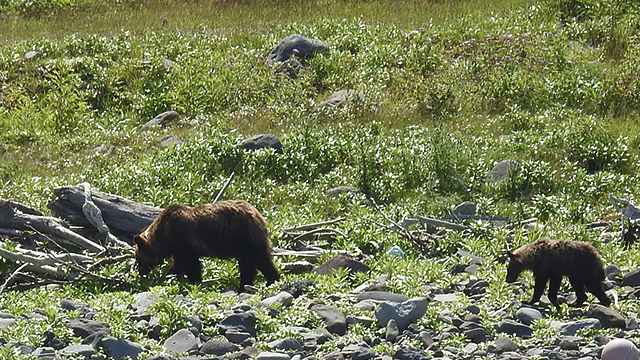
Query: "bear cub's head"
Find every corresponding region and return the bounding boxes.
[505,251,524,283]
[134,233,162,276]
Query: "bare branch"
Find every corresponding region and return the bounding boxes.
[284,217,346,232]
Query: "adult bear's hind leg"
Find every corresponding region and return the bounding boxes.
[586,281,611,306]
[568,276,587,307]
[173,256,203,284]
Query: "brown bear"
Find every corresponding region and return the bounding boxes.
[506,237,610,308]
[134,200,280,292]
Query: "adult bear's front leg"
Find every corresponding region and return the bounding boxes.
[528,273,548,305]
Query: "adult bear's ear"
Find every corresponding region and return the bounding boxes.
[134,234,147,248]
[507,251,517,260]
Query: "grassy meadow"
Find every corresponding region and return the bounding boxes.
[2,0,640,357]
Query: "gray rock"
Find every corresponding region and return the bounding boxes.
[60,299,92,314]
[239,133,282,152]
[59,344,95,358]
[460,321,486,343]
[551,318,601,335]
[494,336,518,353]
[463,343,478,354]
[449,263,468,274]
[31,347,56,360]
[354,301,376,312]
[162,58,178,70]
[385,319,399,342]
[318,90,364,108]
[594,334,609,346]
[281,261,314,274]
[224,330,252,344]
[66,318,110,340]
[515,307,543,325]
[256,351,291,360]
[132,292,159,313]
[558,337,579,350]
[101,337,145,360]
[163,328,200,355]
[432,293,458,302]
[266,34,329,65]
[490,159,517,182]
[275,58,303,78]
[526,348,544,357]
[43,331,66,350]
[342,345,375,360]
[142,110,179,129]
[311,304,347,336]
[497,319,533,338]
[375,297,428,332]
[201,339,240,356]
[453,201,477,215]
[465,305,481,315]
[147,317,162,339]
[229,346,260,360]
[0,314,15,330]
[323,351,344,360]
[268,337,303,351]
[346,315,375,327]
[159,135,183,147]
[623,268,640,287]
[605,265,620,281]
[325,185,359,197]
[25,51,43,60]
[393,347,430,360]
[184,315,202,332]
[438,310,461,325]
[354,291,409,303]
[463,313,482,323]
[587,304,626,328]
[353,275,389,293]
[465,264,480,274]
[260,292,294,307]
[218,312,257,337]
[313,255,369,275]
[419,331,434,347]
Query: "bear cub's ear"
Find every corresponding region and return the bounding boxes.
[506,251,520,261]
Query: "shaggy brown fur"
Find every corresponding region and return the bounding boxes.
[134,200,280,292]
[506,237,610,308]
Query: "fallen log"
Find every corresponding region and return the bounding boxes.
[48,185,162,243]
[0,201,105,253]
[0,246,92,266]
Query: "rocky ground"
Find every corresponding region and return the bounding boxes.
[2,253,640,360]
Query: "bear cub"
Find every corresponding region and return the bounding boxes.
[134,200,280,292]
[506,237,610,308]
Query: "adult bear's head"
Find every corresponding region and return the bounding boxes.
[134,232,162,276]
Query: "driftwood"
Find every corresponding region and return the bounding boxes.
[48,185,162,242]
[0,201,105,253]
[0,184,156,291]
[282,217,348,246]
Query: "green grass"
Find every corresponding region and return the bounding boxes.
[2,0,640,358]
[0,0,534,43]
